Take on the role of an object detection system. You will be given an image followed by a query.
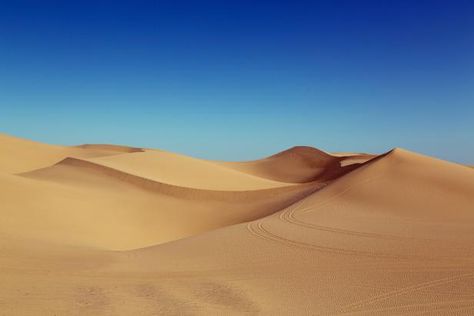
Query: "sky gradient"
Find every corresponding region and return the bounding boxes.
[1,1,473,163]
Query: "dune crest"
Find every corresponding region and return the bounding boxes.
[23,156,318,201]
[75,143,145,153]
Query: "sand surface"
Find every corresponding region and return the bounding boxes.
[1,133,474,315]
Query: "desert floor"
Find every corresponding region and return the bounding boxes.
[1,133,474,315]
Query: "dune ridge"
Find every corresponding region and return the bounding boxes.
[1,134,474,315]
[23,156,321,201]
[75,144,145,153]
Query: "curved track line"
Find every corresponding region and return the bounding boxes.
[279,180,474,256]
[336,273,474,314]
[299,173,386,214]
[333,299,474,315]
[351,283,474,298]
[281,207,412,241]
[413,303,474,316]
[246,220,424,260]
[275,172,424,241]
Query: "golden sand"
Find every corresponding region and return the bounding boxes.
[1,133,473,315]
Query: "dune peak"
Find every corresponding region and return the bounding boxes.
[270,145,333,160]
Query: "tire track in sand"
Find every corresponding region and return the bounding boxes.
[335,272,474,314]
[246,220,424,260]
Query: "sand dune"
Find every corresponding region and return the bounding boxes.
[75,143,144,153]
[4,157,318,250]
[87,150,291,190]
[1,134,474,315]
[0,133,137,173]
[218,146,365,183]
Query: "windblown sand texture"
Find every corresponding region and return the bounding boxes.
[1,133,474,315]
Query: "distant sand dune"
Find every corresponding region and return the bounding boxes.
[0,133,136,173]
[75,143,145,153]
[1,134,473,315]
[218,145,366,183]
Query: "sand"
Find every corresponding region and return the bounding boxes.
[1,133,474,315]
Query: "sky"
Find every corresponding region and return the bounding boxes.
[0,1,473,163]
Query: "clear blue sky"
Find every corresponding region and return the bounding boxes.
[1,1,473,163]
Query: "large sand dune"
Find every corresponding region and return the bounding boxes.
[1,133,473,315]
